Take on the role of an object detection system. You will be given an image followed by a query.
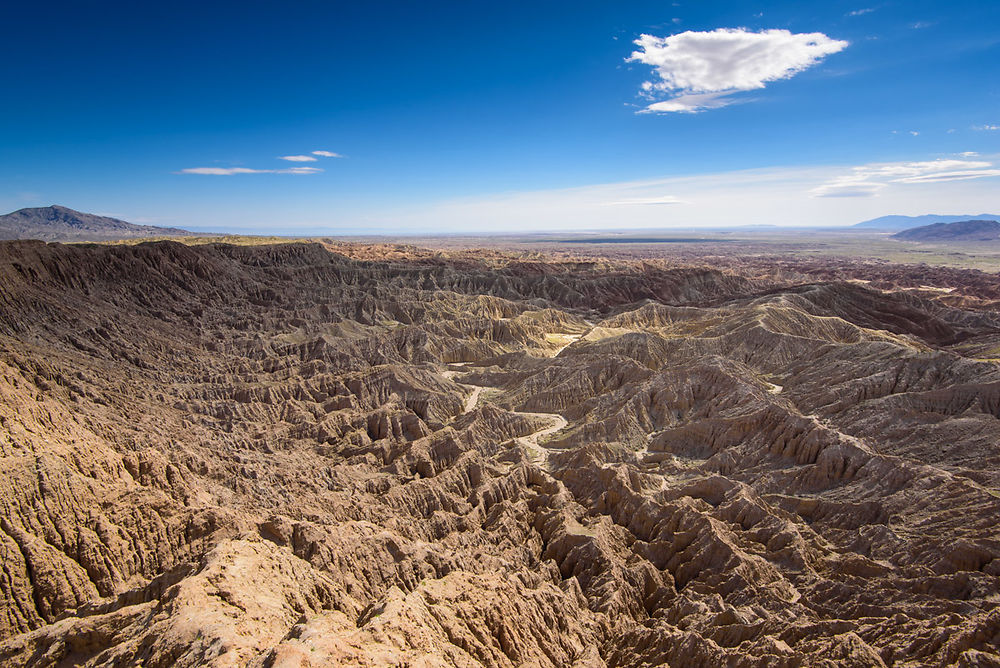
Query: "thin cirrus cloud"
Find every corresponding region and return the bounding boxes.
[178,166,323,175]
[811,159,1000,197]
[601,195,685,206]
[179,149,342,175]
[628,28,848,113]
[643,92,737,114]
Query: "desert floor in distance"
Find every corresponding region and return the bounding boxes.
[0,237,999,667]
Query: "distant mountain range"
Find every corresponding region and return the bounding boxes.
[892,219,1000,243]
[0,205,192,242]
[853,213,1000,230]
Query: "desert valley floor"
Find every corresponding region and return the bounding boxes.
[0,239,999,666]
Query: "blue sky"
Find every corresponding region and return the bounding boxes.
[2,0,999,233]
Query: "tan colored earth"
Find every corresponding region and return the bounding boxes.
[0,239,998,666]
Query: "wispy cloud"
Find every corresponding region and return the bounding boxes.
[847,8,875,16]
[810,181,885,198]
[179,148,343,175]
[974,124,1000,131]
[602,195,685,206]
[812,159,1000,197]
[628,28,848,113]
[897,169,1000,184]
[641,91,743,114]
[178,166,323,175]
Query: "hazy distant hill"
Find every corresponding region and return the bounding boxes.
[892,219,1000,242]
[854,213,1000,230]
[0,205,192,242]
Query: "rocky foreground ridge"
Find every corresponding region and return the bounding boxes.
[0,239,998,666]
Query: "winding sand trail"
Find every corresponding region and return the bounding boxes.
[515,412,569,468]
[440,330,586,464]
[463,386,485,413]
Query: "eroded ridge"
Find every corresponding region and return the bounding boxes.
[0,239,998,666]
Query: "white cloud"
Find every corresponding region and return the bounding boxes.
[810,179,886,198]
[847,8,875,16]
[846,159,990,178]
[628,28,848,113]
[179,167,264,175]
[974,124,999,131]
[179,166,323,175]
[960,151,979,157]
[896,169,1000,184]
[641,91,741,113]
[180,151,340,175]
[280,167,323,175]
[602,196,685,206]
[811,159,999,197]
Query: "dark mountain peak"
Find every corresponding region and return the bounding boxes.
[892,219,1000,242]
[854,213,1000,230]
[13,204,123,221]
[0,205,194,242]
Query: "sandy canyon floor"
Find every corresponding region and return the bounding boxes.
[0,239,999,666]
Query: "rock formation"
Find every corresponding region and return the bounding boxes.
[0,239,997,666]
